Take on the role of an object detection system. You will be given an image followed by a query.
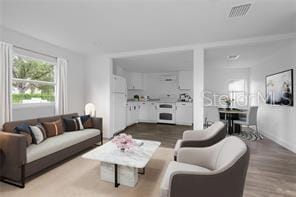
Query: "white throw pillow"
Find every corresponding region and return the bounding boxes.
[30,125,46,144]
[76,117,84,130]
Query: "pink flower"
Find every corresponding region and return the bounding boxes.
[112,133,135,150]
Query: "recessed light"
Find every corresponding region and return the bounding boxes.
[227,55,240,60]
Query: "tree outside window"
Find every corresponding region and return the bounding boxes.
[12,55,56,104]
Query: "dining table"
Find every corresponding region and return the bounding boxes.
[219,109,248,134]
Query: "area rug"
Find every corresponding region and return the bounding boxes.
[0,147,173,197]
[232,129,264,141]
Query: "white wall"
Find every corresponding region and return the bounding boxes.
[127,72,192,100]
[85,55,112,138]
[249,39,296,153]
[204,66,250,107]
[1,27,87,119]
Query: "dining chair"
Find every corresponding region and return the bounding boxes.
[233,106,261,138]
[204,106,220,127]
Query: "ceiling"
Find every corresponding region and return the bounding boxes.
[205,38,296,68]
[1,0,296,55]
[113,50,193,72]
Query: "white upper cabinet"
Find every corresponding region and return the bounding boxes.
[127,72,143,90]
[178,70,193,90]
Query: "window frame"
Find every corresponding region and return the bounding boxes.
[11,53,57,106]
[227,79,247,107]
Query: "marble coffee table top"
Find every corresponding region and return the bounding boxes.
[82,139,161,168]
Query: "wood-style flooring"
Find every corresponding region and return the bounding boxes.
[124,123,192,148]
[124,123,296,197]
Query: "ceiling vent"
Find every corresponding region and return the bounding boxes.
[229,3,251,17]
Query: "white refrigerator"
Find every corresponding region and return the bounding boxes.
[112,75,127,136]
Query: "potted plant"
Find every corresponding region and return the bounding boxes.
[221,96,234,110]
[112,133,135,152]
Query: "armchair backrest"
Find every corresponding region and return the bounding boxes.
[214,136,248,171]
[204,121,226,139]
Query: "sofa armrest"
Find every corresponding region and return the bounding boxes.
[0,131,27,180]
[91,117,103,132]
[91,117,103,145]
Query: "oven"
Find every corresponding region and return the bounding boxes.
[157,103,176,124]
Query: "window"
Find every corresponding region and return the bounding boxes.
[12,55,56,104]
[228,79,246,106]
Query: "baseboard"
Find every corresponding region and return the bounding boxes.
[260,130,296,153]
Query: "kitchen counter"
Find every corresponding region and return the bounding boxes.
[127,100,192,103]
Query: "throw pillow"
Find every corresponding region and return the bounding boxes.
[15,123,36,144]
[42,119,64,138]
[30,124,47,144]
[74,115,93,129]
[83,118,93,129]
[76,117,84,130]
[63,118,80,131]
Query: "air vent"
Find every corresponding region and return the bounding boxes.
[229,3,251,17]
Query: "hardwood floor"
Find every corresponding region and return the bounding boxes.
[124,123,296,197]
[124,123,192,148]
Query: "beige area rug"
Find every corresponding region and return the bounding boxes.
[0,147,173,197]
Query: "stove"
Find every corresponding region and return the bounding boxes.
[157,102,176,124]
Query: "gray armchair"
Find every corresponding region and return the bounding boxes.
[161,136,250,197]
[173,121,226,161]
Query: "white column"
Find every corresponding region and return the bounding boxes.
[193,47,205,130]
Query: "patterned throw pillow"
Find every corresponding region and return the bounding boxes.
[30,124,47,144]
[63,118,84,131]
[77,115,93,129]
[83,118,93,129]
[42,119,64,138]
[15,123,36,145]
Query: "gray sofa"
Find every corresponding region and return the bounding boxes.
[0,113,103,188]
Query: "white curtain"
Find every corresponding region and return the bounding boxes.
[55,58,68,115]
[0,42,13,126]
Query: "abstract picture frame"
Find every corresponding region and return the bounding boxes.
[266,69,294,106]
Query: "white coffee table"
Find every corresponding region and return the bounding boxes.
[82,139,161,187]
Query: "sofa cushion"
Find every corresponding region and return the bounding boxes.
[160,161,211,197]
[26,128,101,163]
[43,119,64,137]
[3,119,38,133]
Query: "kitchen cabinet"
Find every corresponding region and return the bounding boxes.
[139,102,157,123]
[127,73,143,90]
[176,102,193,125]
[179,71,192,90]
[126,102,139,126]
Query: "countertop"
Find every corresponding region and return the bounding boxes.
[127,99,192,103]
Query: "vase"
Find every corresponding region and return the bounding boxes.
[226,104,230,110]
[120,148,125,152]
